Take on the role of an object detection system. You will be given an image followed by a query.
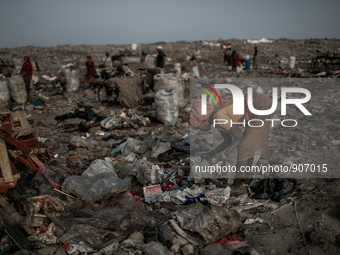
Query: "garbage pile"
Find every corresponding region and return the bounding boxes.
[2,107,331,254]
[1,38,340,254]
[0,110,285,255]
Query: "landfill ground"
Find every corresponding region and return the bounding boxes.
[0,38,340,255]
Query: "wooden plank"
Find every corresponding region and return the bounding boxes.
[13,119,34,127]
[8,150,36,170]
[18,113,30,129]
[0,174,20,186]
[9,159,18,174]
[12,148,46,156]
[16,129,35,138]
[0,112,11,122]
[0,183,16,193]
[1,123,12,132]
[0,138,14,183]
[0,129,31,154]
[29,155,44,167]
[15,114,34,138]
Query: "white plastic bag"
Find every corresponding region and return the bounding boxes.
[82,159,117,178]
[62,66,79,92]
[154,89,179,126]
[9,76,27,104]
[0,77,10,102]
[154,73,186,107]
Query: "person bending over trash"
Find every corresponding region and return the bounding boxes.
[85,54,97,83]
[188,91,275,187]
[20,55,33,103]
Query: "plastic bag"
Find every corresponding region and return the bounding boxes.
[7,171,64,202]
[70,136,98,148]
[81,159,117,178]
[62,66,79,92]
[100,116,120,129]
[169,205,242,245]
[154,73,185,107]
[116,158,151,180]
[120,239,144,249]
[247,178,296,201]
[154,89,179,126]
[136,160,158,186]
[57,194,151,249]
[61,173,131,203]
[92,241,119,255]
[21,195,67,228]
[149,142,171,159]
[0,77,10,102]
[39,158,71,189]
[9,76,27,104]
[1,204,24,225]
[205,187,231,206]
[122,138,143,156]
[142,241,174,255]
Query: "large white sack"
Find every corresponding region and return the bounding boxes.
[62,66,79,92]
[154,73,186,108]
[0,77,10,102]
[145,55,156,69]
[9,76,27,104]
[154,89,179,126]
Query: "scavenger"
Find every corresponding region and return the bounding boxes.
[188,91,275,186]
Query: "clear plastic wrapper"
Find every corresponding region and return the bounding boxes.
[61,173,131,203]
[81,159,117,178]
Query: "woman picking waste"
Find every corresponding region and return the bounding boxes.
[188,88,275,187]
[85,54,97,83]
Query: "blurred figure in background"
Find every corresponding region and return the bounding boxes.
[253,46,258,70]
[156,46,165,74]
[103,51,113,70]
[85,54,97,83]
[231,49,239,71]
[243,55,251,70]
[225,45,232,66]
[20,55,33,103]
[100,51,113,79]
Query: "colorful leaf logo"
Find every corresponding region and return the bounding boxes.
[196,82,222,106]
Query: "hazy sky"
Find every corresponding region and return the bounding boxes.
[1,0,339,48]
